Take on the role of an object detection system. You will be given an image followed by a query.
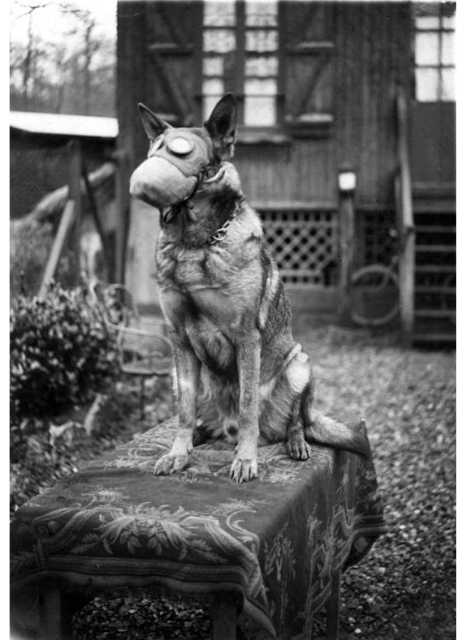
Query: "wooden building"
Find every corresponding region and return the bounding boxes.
[10,112,119,295]
[116,0,455,346]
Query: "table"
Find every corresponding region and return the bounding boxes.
[11,416,386,639]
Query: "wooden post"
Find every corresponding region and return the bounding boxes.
[326,571,342,640]
[115,149,130,284]
[396,88,415,347]
[82,158,113,281]
[68,139,83,285]
[38,200,76,300]
[338,191,356,324]
[116,1,149,284]
[39,587,63,640]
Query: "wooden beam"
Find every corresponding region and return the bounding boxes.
[39,587,62,640]
[82,158,113,280]
[115,149,130,284]
[326,571,342,640]
[38,200,76,300]
[396,87,415,347]
[68,140,82,285]
[338,192,356,324]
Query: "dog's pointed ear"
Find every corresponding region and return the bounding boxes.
[204,94,237,159]
[138,103,172,141]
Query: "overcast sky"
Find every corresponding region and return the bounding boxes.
[10,0,117,45]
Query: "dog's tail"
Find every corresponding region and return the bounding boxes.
[304,409,371,459]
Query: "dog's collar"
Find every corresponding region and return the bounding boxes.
[161,162,224,226]
[162,198,244,248]
[204,199,243,247]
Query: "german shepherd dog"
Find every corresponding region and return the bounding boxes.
[130,94,370,483]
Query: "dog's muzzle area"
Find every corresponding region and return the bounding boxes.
[130,130,214,210]
[130,156,199,209]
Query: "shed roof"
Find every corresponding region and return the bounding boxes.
[10,111,118,140]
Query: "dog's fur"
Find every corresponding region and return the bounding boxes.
[130,94,370,483]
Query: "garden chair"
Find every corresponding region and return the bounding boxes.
[88,278,173,414]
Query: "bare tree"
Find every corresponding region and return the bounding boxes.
[10,0,116,116]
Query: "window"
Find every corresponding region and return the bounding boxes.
[414,3,455,102]
[202,0,279,126]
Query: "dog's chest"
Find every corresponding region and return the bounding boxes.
[155,243,227,291]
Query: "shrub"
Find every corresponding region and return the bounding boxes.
[10,282,118,420]
[10,218,77,297]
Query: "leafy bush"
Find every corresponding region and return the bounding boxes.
[10,218,77,297]
[10,282,118,420]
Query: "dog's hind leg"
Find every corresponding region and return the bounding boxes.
[286,395,313,461]
[154,338,201,475]
[304,409,371,459]
[282,351,314,460]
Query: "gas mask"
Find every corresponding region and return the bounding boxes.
[130,128,213,210]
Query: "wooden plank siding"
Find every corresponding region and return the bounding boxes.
[116,1,414,318]
[235,137,337,206]
[218,2,413,209]
[117,1,413,207]
[334,2,413,207]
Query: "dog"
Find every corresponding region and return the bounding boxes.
[130,94,370,483]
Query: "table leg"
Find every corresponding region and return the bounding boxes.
[325,571,341,640]
[40,587,62,640]
[211,594,238,640]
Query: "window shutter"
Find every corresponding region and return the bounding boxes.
[280,1,335,136]
[146,2,203,125]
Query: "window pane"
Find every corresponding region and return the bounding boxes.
[245,78,277,96]
[204,1,235,27]
[246,30,278,52]
[441,32,455,65]
[415,32,439,66]
[416,68,439,101]
[416,16,441,31]
[245,55,278,77]
[441,68,455,101]
[204,95,223,120]
[442,15,456,30]
[203,78,223,96]
[204,29,236,53]
[245,1,278,27]
[203,56,223,77]
[244,96,276,126]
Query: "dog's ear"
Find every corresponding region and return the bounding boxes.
[138,103,172,141]
[204,94,237,159]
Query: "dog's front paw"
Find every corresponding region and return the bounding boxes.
[287,435,313,460]
[154,453,189,476]
[230,456,258,483]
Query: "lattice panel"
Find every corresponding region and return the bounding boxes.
[261,210,338,285]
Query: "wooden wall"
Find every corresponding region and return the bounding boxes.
[117,1,413,208]
[333,1,413,206]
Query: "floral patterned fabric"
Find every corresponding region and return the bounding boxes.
[11,417,386,639]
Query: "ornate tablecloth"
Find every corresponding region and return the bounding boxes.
[11,417,386,639]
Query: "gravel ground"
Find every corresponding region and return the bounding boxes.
[295,322,456,639]
[11,324,456,639]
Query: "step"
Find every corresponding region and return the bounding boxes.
[415,286,456,294]
[415,309,456,319]
[412,182,456,199]
[416,265,456,274]
[414,225,456,234]
[413,201,456,214]
[412,333,456,344]
[416,245,456,253]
